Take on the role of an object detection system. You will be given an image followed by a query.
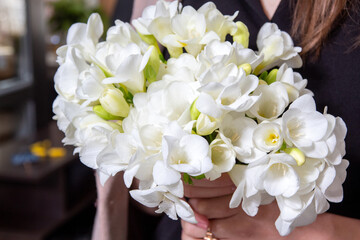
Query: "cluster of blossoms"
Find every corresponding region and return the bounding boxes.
[53,0,348,236]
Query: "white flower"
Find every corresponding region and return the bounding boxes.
[163,5,219,56]
[253,122,283,152]
[219,114,266,163]
[282,95,329,158]
[96,132,138,183]
[97,43,152,94]
[229,164,270,216]
[52,96,92,146]
[162,122,213,177]
[256,23,302,73]
[73,114,121,170]
[123,150,160,188]
[197,65,259,118]
[162,53,200,83]
[130,182,196,223]
[323,115,347,165]
[107,20,147,52]
[275,64,311,102]
[197,40,263,76]
[320,159,349,202]
[248,82,289,121]
[198,39,234,67]
[54,47,89,102]
[275,191,316,236]
[197,2,238,42]
[132,0,178,35]
[206,138,236,180]
[53,96,75,136]
[63,13,103,62]
[256,153,300,198]
[76,65,106,105]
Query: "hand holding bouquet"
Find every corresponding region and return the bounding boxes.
[53,0,348,236]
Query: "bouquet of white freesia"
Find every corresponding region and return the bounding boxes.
[53,0,348,236]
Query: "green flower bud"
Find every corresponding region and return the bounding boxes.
[284,147,306,166]
[232,21,250,48]
[138,33,161,54]
[190,98,201,120]
[93,105,123,120]
[238,63,252,75]
[99,88,130,117]
[168,46,183,58]
[265,69,278,85]
[144,46,161,84]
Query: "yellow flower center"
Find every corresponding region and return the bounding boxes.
[265,132,279,146]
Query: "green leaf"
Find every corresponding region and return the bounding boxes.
[93,105,123,120]
[118,85,134,104]
[259,71,268,80]
[205,131,217,144]
[192,174,206,180]
[183,173,193,185]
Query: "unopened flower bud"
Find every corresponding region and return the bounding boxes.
[190,98,201,120]
[144,46,160,84]
[232,21,250,48]
[93,105,123,120]
[284,147,305,166]
[99,88,130,117]
[196,113,218,136]
[265,69,278,85]
[239,63,252,75]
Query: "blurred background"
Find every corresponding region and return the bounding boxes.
[0,0,133,239]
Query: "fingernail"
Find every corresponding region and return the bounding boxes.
[196,221,208,230]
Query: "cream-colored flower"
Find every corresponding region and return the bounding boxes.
[99,88,130,117]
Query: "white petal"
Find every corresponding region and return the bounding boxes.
[153,160,181,186]
[196,92,222,118]
[289,94,316,112]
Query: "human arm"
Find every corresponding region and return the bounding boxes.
[181,174,360,240]
[92,172,129,240]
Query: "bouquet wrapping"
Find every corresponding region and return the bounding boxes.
[53,0,348,236]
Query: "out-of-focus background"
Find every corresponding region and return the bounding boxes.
[0,0,132,239]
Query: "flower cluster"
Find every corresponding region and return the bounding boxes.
[53,1,348,236]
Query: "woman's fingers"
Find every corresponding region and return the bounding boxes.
[184,174,236,198]
[189,174,235,188]
[209,202,281,239]
[181,232,203,240]
[189,195,241,219]
[181,219,208,239]
[184,184,235,198]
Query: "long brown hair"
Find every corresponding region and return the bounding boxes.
[291,0,359,59]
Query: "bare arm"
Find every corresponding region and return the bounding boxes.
[131,0,159,20]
